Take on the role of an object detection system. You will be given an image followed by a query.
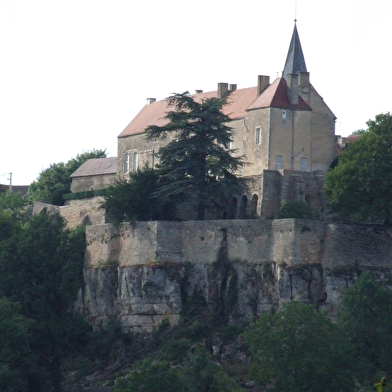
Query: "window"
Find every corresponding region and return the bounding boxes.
[255,127,262,145]
[133,152,139,171]
[300,157,308,172]
[282,110,287,119]
[239,195,248,219]
[250,194,258,216]
[275,155,283,170]
[229,197,238,219]
[124,153,130,173]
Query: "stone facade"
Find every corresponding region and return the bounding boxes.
[76,219,392,331]
[60,197,106,229]
[116,25,337,184]
[70,157,118,193]
[68,24,337,220]
[70,174,117,193]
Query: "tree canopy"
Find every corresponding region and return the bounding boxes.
[338,271,392,380]
[323,112,392,223]
[101,166,176,223]
[145,92,247,220]
[244,301,356,392]
[28,149,107,204]
[0,198,86,390]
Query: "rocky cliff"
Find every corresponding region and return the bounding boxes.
[76,219,392,331]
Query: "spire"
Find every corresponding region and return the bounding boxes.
[282,22,307,80]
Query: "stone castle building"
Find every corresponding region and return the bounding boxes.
[57,24,391,334]
[116,23,337,179]
[64,23,339,225]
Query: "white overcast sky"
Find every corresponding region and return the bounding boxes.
[0,0,391,185]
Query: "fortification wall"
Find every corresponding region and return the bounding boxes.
[79,219,392,331]
[260,170,326,219]
[60,197,106,229]
[86,219,390,269]
[86,219,335,267]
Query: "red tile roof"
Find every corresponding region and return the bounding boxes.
[118,78,312,138]
[247,78,312,111]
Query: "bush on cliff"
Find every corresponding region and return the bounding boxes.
[277,199,318,219]
[101,165,176,222]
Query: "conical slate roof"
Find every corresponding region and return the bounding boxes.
[282,23,307,80]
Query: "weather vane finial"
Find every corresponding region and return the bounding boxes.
[294,0,298,23]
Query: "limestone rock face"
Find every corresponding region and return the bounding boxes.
[76,261,392,332]
[76,220,392,332]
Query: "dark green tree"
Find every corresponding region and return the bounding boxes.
[115,359,189,392]
[323,112,392,223]
[0,211,86,391]
[145,92,247,220]
[28,149,107,204]
[0,297,38,392]
[278,199,318,219]
[101,165,176,223]
[338,271,392,380]
[244,301,356,392]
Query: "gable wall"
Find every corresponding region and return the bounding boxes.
[303,85,337,172]
[70,173,117,193]
[242,108,271,175]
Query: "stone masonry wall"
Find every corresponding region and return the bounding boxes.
[77,219,392,331]
[60,197,106,230]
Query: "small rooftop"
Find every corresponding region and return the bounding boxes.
[70,157,118,178]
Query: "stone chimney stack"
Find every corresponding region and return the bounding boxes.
[257,75,270,96]
[195,90,203,94]
[146,98,156,105]
[287,74,299,105]
[229,84,237,91]
[217,83,229,98]
[298,72,310,97]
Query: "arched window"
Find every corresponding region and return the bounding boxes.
[229,197,237,219]
[250,194,258,216]
[300,157,308,172]
[275,155,283,170]
[133,152,139,171]
[239,195,248,219]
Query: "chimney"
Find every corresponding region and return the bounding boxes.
[257,75,270,96]
[229,84,237,91]
[287,74,299,105]
[299,71,310,90]
[195,90,203,94]
[146,98,156,105]
[217,82,229,98]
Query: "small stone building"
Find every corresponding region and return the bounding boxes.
[70,157,117,193]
